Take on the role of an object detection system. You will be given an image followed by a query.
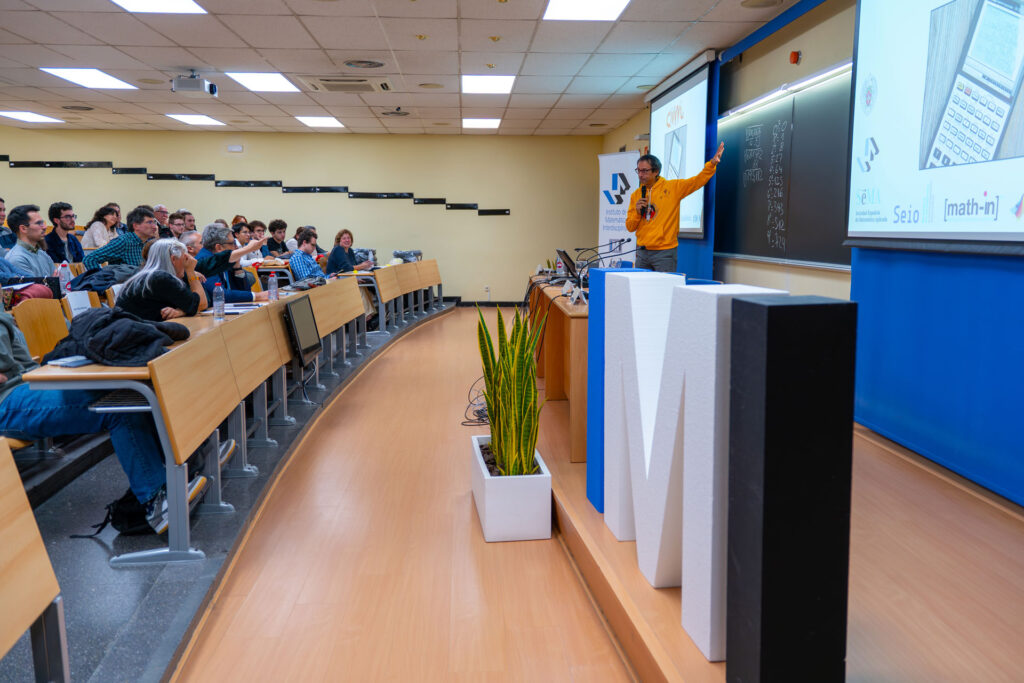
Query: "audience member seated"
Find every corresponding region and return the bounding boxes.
[195,223,269,303]
[116,238,207,321]
[266,219,290,258]
[0,310,171,532]
[82,205,120,249]
[106,202,129,235]
[43,201,85,265]
[4,204,57,277]
[232,222,262,267]
[179,209,196,232]
[154,204,171,238]
[166,212,187,240]
[249,220,271,257]
[231,214,247,226]
[289,228,323,281]
[82,206,159,269]
[0,197,14,253]
[285,225,327,255]
[326,228,374,274]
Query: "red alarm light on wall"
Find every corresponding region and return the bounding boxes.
[789,50,801,65]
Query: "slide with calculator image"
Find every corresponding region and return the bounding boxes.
[924,0,1024,169]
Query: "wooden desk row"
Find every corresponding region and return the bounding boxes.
[345,259,443,333]
[22,276,367,566]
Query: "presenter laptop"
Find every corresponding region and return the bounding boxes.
[926,0,1024,168]
[556,248,580,282]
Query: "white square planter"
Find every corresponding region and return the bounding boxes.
[470,434,551,542]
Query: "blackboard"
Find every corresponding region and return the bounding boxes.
[714,72,852,266]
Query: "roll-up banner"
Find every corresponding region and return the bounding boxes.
[598,151,639,266]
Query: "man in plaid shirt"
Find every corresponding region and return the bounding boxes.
[289,228,323,281]
[83,206,159,270]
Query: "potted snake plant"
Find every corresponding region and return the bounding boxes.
[471,306,550,542]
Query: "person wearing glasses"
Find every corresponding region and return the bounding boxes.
[82,206,160,269]
[4,204,57,277]
[626,141,725,272]
[43,201,84,265]
[195,223,269,303]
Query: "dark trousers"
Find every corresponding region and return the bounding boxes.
[635,246,678,273]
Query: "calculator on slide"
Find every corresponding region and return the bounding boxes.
[926,0,1024,168]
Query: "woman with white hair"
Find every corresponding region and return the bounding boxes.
[116,238,207,321]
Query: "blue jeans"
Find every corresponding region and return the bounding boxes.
[0,384,166,503]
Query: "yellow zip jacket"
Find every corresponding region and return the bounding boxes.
[625,161,717,250]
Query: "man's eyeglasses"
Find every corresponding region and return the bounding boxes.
[635,167,653,174]
[60,214,76,220]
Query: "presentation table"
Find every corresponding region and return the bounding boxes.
[528,277,588,463]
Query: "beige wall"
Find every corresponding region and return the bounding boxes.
[601,108,649,156]
[0,126,602,302]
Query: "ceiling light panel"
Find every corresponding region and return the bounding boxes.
[166,114,224,125]
[0,111,64,123]
[463,118,500,128]
[225,72,299,92]
[40,68,137,90]
[296,116,345,128]
[461,75,515,94]
[109,0,207,13]
[543,0,631,21]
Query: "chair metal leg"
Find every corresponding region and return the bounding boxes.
[225,402,258,478]
[357,314,369,348]
[30,596,70,683]
[320,334,339,377]
[269,366,296,426]
[248,381,278,448]
[196,433,234,515]
[347,320,363,357]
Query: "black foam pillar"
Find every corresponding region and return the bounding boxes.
[726,295,857,683]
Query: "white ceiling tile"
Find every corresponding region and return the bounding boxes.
[92,101,157,114]
[616,76,661,94]
[38,86,121,102]
[498,119,540,128]
[392,50,458,75]
[586,107,641,121]
[520,52,589,76]
[508,93,558,107]
[0,66,55,86]
[460,93,508,108]
[380,117,426,127]
[253,115,297,126]
[414,106,459,117]
[557,93,608,107]
[259,48,335,73]
[0,10,102,45]
[370,92,459,107]
[375,0,457,18]
[301,17,388,50]
[703,0,800,23]
[546,107,590,119]
[326,50,395,72]
[566,75,626,94]
[460,0,544,20]
[198,0,292,13]
[0,44,82,68]
[597,21,689,53]
[323,105,374,117]
[275,104,328,116]
[134,15,247,48]
[512,75,571,93]
[536,120,575,130]
[503,107,548,118]
[51,45,150,69]
[460,106,503,117]
[0,0,34,9]
[308,92,370,107]
[181,102,244,115]
[341,118,385,128]
[212,90,270,105]
[0,28,30,45]
[254,91,316,105]
[220,15,315,49]
[666,21,761,55]
[285,0,376,16]
[578,52,656,77]
[529,21,612,53]
[635,53,689,80]
[231,103,287,116]
[117,46,205,72]
[395,74,459,92]
[620,0,717,22]
[20,0,111,9]
[379,18,457,51]
[459,19,535,52]
[459,52,524,75]
[54,13,175,47]
[188,48,272,71]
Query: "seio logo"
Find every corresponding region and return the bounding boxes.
[603,172,631,205]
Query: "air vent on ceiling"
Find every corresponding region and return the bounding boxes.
[296,75,393,93]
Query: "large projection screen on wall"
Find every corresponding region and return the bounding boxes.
[847,0,1024,251]
[649,64,710,238]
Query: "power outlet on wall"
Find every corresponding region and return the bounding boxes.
[484,286,491,302]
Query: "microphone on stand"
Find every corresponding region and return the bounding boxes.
[577,243,642,281]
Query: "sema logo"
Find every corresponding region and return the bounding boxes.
[603,172,631,205]
[943,191,1000,222]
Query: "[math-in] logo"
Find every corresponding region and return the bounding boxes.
[603,172,631,205]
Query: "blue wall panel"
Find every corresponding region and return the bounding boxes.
[851,247,1024,505]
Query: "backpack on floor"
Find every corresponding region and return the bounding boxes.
[71,488,153,538]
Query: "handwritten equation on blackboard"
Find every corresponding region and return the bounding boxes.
[741,120,788,251]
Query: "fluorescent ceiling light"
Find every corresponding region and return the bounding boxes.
[0,111,64,123]
[543,0,631,21]
[225,72,298,93]
[462,118,501,129]
[166,114,224,126]
[40,68,137,90]
[296,116,344,128]
[108,0,206,13]
[461,75,515,94]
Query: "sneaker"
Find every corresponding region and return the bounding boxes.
[187,474,208,510]
[145,488,169,535]
[218,438,237,468]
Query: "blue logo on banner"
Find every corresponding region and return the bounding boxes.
[603,173,631,205]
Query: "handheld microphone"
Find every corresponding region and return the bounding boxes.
[641,185,651,220]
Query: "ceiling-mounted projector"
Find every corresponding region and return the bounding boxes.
[172,71,217,98]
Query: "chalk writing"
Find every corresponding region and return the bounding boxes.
[742,123,764,189]
[765,119,787,250]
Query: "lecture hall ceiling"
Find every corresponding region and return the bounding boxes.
[0,0,795,135]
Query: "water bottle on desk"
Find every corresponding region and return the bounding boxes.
[268,272,279,301]
[213,282,225,320]
[58,261,72,292]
